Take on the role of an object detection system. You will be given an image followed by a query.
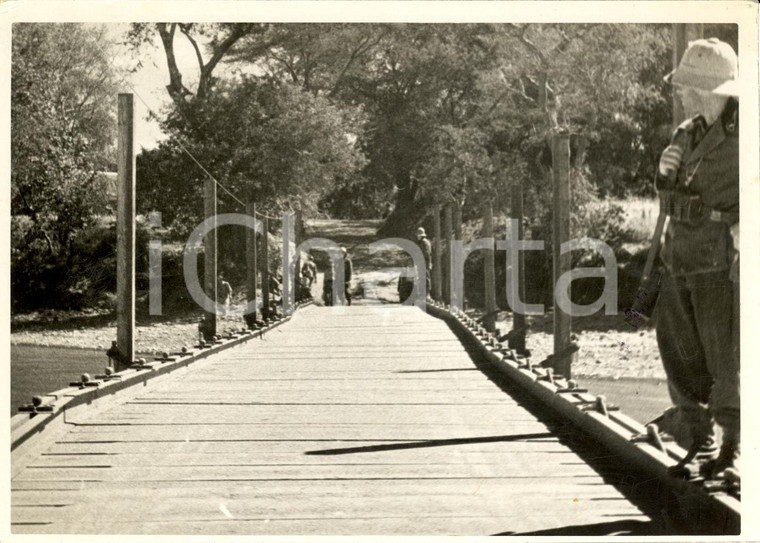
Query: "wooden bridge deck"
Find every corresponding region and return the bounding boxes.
[11,305,660,536]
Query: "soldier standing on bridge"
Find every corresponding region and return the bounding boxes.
[654,38,740,481]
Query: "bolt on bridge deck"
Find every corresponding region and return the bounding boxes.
[12,305,669,535]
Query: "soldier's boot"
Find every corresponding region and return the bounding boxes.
[668,432,718,479]
[702,434,740,481]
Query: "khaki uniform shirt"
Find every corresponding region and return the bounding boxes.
[660,102,739,276]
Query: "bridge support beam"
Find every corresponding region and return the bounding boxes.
[245,201,258,328]
[483,205,497,333]
[200,175,217,341]
[443,205,453,305]
[261,217,270,320]
[116,94,136,371]
[510,184,528,355]
[551,131,576,378]
[453,203,463,309]
[433,205,442,301]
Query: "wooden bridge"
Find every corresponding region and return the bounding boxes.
[10,302,740,536]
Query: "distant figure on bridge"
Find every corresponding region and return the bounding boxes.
[301,253,317,289]
[342,246,353,306]
[654,38,739,482]
[416,227,432,296]
[218,274,232,316]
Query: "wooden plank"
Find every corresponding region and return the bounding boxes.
[11,489,641,523]
[27,448,581,468]
[37,438,575,456]
[12,511,653,537]
[14,473,602,494]
[13,462,604,483]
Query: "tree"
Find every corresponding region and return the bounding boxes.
[137,77,366,233]
[127,23,264,109]
[12,23,123,309]
[133,23,675,232]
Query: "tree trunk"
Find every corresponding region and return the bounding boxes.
[377,179,421,238]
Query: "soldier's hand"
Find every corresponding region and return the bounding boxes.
[658,144,684,177]
[730,222,739,253]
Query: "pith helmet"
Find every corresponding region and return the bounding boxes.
[665,37,738,97]
[416,227,426,237]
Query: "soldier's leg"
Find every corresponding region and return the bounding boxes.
[690,272,739,477]
[655,271,715,453]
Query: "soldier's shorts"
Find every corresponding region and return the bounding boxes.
[654,270,739,437]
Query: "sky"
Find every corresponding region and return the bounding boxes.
[105,23,206,150]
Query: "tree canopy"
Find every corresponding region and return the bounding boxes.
[130,23,676,236]
[14,22,739,311]
[12,23,124,309]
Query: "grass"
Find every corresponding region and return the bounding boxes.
[616,196,658,244]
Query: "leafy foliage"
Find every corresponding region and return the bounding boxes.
[137,78,366,234]
[11,23,122,310]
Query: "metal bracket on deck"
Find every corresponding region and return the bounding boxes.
[555,380,589,394]
[68,373,101,388]
[154,351,178,363]
[578,395,620,416]
[630,423,675,455]
[129,358,154,371]
[500,348,517,361]
[171,347,194,358]
[18,395,55,414]
[538,342,579,379]
[94,367,122,381]
[704,473,741,498]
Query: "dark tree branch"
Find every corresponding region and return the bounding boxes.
[329,29,388,97]
[157,23,192,105]
[179,23,206,76]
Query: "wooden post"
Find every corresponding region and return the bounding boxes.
[443,205,453,305]
[116,94,135,371]
[453,203,463,309]
[510,183,527,355]
[673,24,703,127]
[245,201,257,327]
[453,203,462,241]
[483,204,497,333]
[201,175,217,341]
[261,217,270,320]
[433,205,442,301]
[552,131,574,378]
[282,212,293,315]
[294,211,302,302]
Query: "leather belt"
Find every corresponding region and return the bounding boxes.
[658,190,738,224]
